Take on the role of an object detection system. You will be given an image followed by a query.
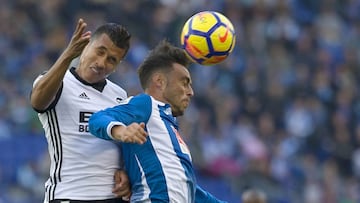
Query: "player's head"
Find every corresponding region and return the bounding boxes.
[91,23,131,55]
[137,40,193,116]
[241,189,267,203]
[78,23,131,83]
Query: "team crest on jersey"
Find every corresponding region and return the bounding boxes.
[171,126,191,160]
[116,97,123,103]
[117,96,132,105]
[164,107,172,116]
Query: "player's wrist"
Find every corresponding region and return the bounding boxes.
[61,48,79,62]
[109,123,126,141]
[106,121,125,141]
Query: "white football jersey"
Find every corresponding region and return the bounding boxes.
[34,68,127,202]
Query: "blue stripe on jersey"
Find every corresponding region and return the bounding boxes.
[122,140,170,202]
[159,106,196,202]
[116,95,170,201]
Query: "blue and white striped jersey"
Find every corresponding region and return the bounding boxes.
[89,93,226,203]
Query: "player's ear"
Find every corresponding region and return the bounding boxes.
[152,72,166,90]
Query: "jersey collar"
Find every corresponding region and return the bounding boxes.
[70,67,107,92]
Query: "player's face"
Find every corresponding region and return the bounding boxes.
[163,63,194,117]
[77,33,126,83]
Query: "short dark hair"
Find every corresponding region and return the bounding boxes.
[92,23,131,56]
[137,40,191,90]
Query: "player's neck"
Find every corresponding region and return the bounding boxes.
[145,89,167,104]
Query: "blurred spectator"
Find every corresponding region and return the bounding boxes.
[241,188,267,203]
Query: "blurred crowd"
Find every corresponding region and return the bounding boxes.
[1,0,360,202]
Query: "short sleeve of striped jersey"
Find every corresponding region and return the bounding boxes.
[108,94,152,125]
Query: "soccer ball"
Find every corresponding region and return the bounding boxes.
[180,11,236,65]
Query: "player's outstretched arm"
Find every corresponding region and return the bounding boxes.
[89,95,151,144]
[31,18,91,111]
[195,185,228,203]
[89,111,147,144]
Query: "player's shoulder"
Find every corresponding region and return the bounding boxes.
[126,94,152,120]
[134,93,150,99]
[105,79,125,91]
[129,93,151,104]
[119,94,152,110]
[131,94,167,107]
[105,79,127,96]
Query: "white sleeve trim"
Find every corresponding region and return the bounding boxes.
[107,121,126,140]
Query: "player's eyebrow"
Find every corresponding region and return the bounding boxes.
[97,46,107,51]
[97,46,121,63]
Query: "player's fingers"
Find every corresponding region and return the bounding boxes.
[128,134,143,144]
[112,183,131,197]
[77,33,91,46]
[112,184,121,193]
[82,31,92,38]
[76,19,86,33]
[122,123,147,144]
[114,170,122,181]
[112,172,130,196]
[72,19,88,41]
[132,126,147,143]
[77,21,87,35]
[73,18,82,34]
[122,195,130,202]
[134,131,147,144]
[120,187,131,197]
[72,19,83,37]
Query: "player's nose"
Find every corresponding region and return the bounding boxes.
[96,56,106,69]
[187,86,194,97]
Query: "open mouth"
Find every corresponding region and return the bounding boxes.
[91,66,101,75]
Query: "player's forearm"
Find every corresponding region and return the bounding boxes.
[89,111,118,141]
[30,51,74,110]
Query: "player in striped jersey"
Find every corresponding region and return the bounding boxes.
[89,40,226,203]
[31,19,136,202]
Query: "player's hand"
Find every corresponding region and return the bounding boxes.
[64,18,91,59]
[113,170,131,200]
[111,123,147,144]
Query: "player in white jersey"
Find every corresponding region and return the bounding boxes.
[89,40,226,203]
[31,19,140,203]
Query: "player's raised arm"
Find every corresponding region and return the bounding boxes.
[30,18,91,111]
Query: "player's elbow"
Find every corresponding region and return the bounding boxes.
[30,91,52,111]
[89,114,102,138]
[89,113,115,141]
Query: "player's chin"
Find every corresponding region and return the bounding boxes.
[91,73,108,83]
[180,105,189,114]
[183,99,190,107]
[172,108,184,117]
[175,111,184,117]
